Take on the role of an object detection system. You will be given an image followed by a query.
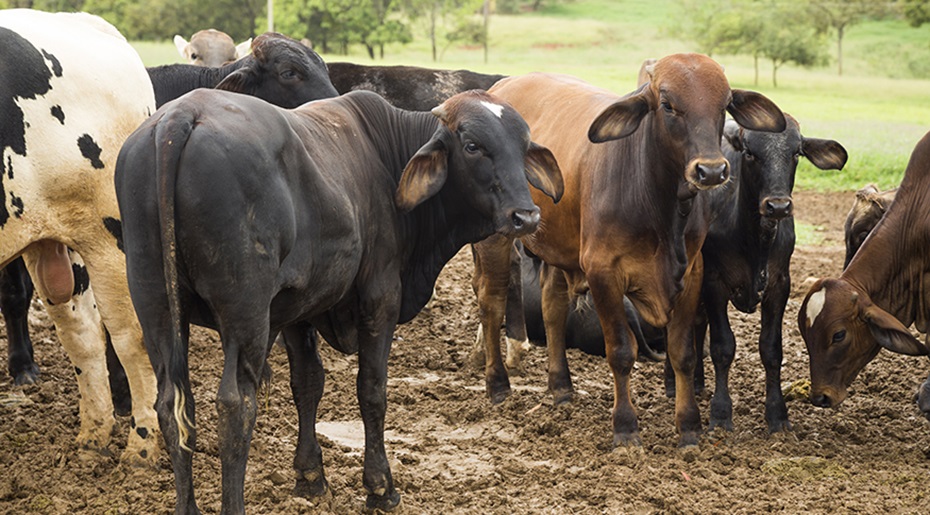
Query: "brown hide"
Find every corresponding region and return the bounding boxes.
[800,132,930,409]
[475,54,785,446]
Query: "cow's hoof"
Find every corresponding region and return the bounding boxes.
[365,490,401,513]
[120,431,159,468]
[678,431,700,448]
[294,470,330,499]
[766,418,792,434]
[612,431,642,447]
[488,386,511,405]
[13,365,39,386]
[551,388,573,406]
[709,416,733,432]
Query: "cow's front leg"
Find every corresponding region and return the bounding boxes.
[759,269,791,432]
[23,248,114,452]
[1,258,38,385]
[471,236,517,404]
[503,242,530,373]
[540,265,572,405]
[704,282,736,431]
[666,260,704,447]
[586,268,639,446]
[918,372,930,422]
[281,323,329,499]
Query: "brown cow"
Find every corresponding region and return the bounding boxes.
[843,183,897,268]
[173,29,251,67]
[474,54,786,447]
[798,131,930,422]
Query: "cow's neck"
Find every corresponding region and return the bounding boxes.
[844,186,930,332]
[148,60,244,108]
[366,107,480,323]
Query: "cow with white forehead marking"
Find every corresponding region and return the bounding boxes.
[799,130,930,422]
[0,9,158,464]
[115,87,562,512]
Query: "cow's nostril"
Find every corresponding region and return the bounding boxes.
[764,198,793,218]
[696,163,727,186]
[511,210,540,233]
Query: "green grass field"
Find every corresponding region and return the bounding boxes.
[133,0,930,193]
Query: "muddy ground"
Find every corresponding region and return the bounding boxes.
[0,189,928,514]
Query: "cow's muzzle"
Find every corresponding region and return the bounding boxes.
[687,159,730,190]
[760,196,793,219]
[507,207,541,236]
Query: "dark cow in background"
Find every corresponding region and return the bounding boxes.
[675,116,847,433]
[0,9,159,464]
[799,130,930,423]
[327,61,505,110]
[115,88,562,512]
[173,28,251,67]
[1,31,339,392]
[473,55,786,447]
[844,183,897,267]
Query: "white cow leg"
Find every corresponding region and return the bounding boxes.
[23,249,115,451]
[78,250,159,466]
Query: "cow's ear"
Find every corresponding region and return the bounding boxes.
[588,85,654,143]
[174,35,189,58]
[862,304,930,356]
[524,142,563,203]
[728,90,786,133]
[216,69,255,96]
[235,38,253,59]
[802,137,848,171]
[723,120,743,152]
[396,137,448,212]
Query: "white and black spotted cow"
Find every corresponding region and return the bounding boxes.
[0,9,158,465]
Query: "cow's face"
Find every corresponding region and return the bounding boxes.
[844,184,895,268]
[588,53,786,192]
[175,29,238,67]
[396,90,563,239]
[725,115,847,223]
[798,278,929,408]
[215,32,338,108]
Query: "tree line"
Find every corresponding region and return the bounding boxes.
[0,0,560,61]
[674,0,930,86]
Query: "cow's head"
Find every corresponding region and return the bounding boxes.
[798,278,929,408]
[724,115,847,222]
[588,53,786,192]
[396,90,563,239]
[843,184,896,268]
[215,32,338,108]
[174,29,251,67]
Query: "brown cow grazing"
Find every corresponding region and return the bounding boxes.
[798,131,930,422]
[473,54,786,447]
[843,183,897,268]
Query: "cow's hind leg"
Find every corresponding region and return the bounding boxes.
[23,248,115,452]
[1,259,38,385]
[282,323,330,499]
[214,314,270,514]
[71,247,159,466]
[918,372,930,421]
[541,265,572,405]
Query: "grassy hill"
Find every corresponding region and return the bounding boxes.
[133,0,930,191]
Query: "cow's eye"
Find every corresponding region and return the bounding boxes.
[744,151,755,161]
[281,69,297,80]
[190,53,199,60]
[464,142,480,154]
[831,329,846,343]
[661,100,673,113]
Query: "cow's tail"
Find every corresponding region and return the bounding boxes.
[154,110,196,453]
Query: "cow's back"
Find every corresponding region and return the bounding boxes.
[0,10,154,247]
[489,73,616,270]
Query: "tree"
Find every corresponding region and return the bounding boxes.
[902,0,930,27]
[757,3,830,86]
[403,0,484,61]
[806,0,892,76]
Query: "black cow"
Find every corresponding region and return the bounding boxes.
[667,116,846,433]
[327,61,505,111]
[1,31,338,394]
[115,88,562,513]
